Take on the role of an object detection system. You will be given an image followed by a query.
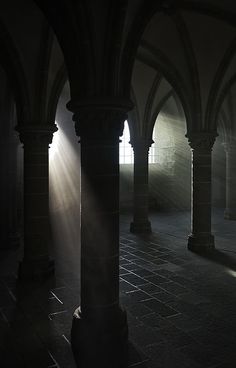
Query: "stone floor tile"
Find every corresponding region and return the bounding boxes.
[126,302,154,318]
[142,298,179,317]
[128,342,149,366]
[132,269,156,278]
[123,263,141,271]
[167,313,205,332]
[120,280,139,292]
[144,274,169,285]
[121,273,149,286]
[152,290,179,303]
[138,283,163,296]
[129,323,164,347]
[126,289,152,302]
[159,281,188,295]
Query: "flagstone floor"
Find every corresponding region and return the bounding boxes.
[1,209,236,368]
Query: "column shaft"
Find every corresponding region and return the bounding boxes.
[130,139,152,233]
[187,132,217,252]
[224,143,236,220]
[0,140,9,247]
[16,125,56,279]
[80,139,120,311]
[24,143,49,259]
[8,133,20,248]
[68,105,129,368]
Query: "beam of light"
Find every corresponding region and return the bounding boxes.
[49,120,119,307]
[226,269,236,278]
[49,122,81,274]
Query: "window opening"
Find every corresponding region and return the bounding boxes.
[119,120,133,164]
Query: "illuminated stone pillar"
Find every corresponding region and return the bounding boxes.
[223,141,236,220]
[130,138,152,233]
[16,125,57,280]
[68,102,129,368]
[187,132,217,252]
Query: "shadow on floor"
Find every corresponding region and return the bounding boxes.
[194,248,236,272]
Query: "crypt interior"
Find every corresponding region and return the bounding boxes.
[1,1,236,367]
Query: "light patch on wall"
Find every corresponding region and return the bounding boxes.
[148,111,191,210]
[149,112,175,168]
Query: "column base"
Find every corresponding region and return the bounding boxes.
[188,234,215,253]
[224,209,236,220]
[71,306,128,368]
[18,258,55,281]
[130,221,152,234]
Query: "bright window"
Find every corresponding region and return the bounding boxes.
[119,120,133,164]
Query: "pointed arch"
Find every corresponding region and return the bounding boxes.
[48,63,68,123]
[206,38,236,130]
[0,20,30,123]
[137,41,192,131]
[214,74,236,132]
[148,91,173,141]
[172,13,202,127]
[143,72,162,137]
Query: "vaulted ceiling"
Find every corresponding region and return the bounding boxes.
[0,0,236,136]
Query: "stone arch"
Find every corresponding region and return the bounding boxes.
[147,90,173,141]
[122,2,236,134]
[149,91,188,163]
[217,109,229,144]
[206,38,236,131]
[47,63,68,124]
[171,13,202,130]
[214,74,236,133]
[143,73,162,129]
[136,44,192,132]
[0,20,30,123]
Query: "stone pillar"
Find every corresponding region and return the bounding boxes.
[223,142,236,220]
[16,124,57,280]
[0,130,9,248]
[67,102,129,368]
[187,132,217,252]
[8,129,21,248]
[130,138,152,233]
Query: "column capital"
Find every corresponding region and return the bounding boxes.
[130,137,154,152]
[67,98,133,140]
[186,131,218,151]
[15,124,57,146]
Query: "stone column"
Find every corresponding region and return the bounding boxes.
[187,132,217,252]
[8,130,21,248]
[130,138,152,233]
[0,131,9,248]
[223,141,236,220]
[16,124,57,280]
[68,102,129,368]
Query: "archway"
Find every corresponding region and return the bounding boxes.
[49,80,81,277]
